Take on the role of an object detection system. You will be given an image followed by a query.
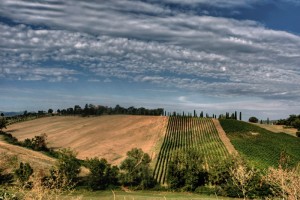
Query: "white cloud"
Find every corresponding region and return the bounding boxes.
[0,0,300,102]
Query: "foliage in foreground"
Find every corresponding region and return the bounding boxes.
[167,149,208,191]
[85,157,119,190]
[266,164,300,200]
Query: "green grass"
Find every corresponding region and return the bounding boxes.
[220,119,300,169]
[71,189,235,200]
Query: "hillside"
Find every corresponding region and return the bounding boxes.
[0,136,55,172]
[220,119,300,169]
[6,115,167,165]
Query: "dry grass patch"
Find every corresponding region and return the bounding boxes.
[254,124,297,137]
[0,137,55,172]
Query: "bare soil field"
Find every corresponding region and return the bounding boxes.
[6,115,167,165]
[254,123,297,137]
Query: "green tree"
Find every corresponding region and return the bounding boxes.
[55,148,81,184]
[119,148,155,189]
[48,109,53,114]
[85,157,119,190]
[15,162,33,185]
[0,117,7,132]
[291,118,300,130]
[167,149,208,191]
[248,117,258,123]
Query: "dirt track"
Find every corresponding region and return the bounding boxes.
[212,119,238,155]
[6,115,167,165]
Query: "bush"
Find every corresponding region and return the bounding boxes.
[296,131,300,137]
[249,117,259,123]
[15,162,33,185]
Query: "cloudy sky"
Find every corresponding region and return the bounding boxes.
[1,0,300,120]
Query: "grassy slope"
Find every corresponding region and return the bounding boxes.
[220,119,300,169]
[71,190,235,200]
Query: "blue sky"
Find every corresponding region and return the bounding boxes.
[1,0,300,120]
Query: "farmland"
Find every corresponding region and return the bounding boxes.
[153,117,229,184]
[220,119,300,169]
[5,115,167,165]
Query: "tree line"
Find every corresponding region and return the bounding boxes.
[276,114,300,137]
[47,104,164,116]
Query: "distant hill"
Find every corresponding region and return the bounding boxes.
[0,111,23,117]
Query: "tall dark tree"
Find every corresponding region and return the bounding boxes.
[239,112,242,121]
[200,111,204,118]
[235,111,237,120]
[48,109,53,114]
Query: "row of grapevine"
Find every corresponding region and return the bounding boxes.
[153,117,229,184]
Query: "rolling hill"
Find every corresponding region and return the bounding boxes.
[6,115,167,165]
[220,119,300,169]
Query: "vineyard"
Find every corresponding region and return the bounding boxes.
[220,119,300,169]
[153,117,229,184]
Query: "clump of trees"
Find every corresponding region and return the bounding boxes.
[167,149,208,191]
[85,157,119,190]
[276,114,300,129]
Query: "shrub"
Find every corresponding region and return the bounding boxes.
[296,131,300,137]
[15,162,33,185]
